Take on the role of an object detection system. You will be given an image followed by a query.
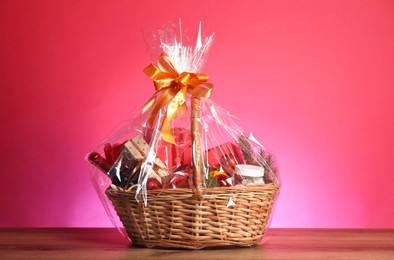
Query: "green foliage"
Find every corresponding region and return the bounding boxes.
[205,173,219,188]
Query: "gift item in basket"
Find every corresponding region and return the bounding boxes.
[235,164,265,186]
[104,142,124,164]
[124,135,170,182]
[205,170,232,187]
[87,20,281,250]
[155,127,192,169]
[88,152,112,174]
[207,142,245,176]
[162,171,192,189]
[88,135,171,188]
[88,150,132,187]
[146,178,162,190]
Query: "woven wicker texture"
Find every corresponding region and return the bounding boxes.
[106,183,279,249]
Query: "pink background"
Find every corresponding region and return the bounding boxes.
[1,0,393,228]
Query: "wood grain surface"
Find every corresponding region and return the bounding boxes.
[0,228,393,259]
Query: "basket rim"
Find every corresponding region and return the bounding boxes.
[106,182,280,202]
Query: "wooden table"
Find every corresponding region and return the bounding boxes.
[1,228,393,259]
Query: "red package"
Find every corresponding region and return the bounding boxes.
[104,142,125,164]
[206,142,245,173]
[157,127,193,168]
[162,172,191,189]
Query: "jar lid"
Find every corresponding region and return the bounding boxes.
[235,164,265,177]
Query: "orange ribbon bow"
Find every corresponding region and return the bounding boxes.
[142,52,214,144]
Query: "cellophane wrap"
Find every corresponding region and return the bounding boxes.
[87,20,280,237]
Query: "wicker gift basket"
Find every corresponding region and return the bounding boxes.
[88,21,281,249]
[106,184,279,249]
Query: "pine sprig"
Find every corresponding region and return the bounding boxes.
[257,149,278,183]
[238,134,256,164]
[205,172,219,188]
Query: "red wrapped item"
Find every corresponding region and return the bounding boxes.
[104,142,125,164]
[147,178,162,190]
[156,127,192,168]
[163,173,191,189]
[206,142,245,176]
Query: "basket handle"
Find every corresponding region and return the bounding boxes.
[191,97,203,199]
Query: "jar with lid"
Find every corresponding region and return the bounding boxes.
[234,164,265,186]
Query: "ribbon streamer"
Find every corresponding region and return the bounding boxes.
[143,52,213,144]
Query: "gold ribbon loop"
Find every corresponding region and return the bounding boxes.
[142,52,214,144]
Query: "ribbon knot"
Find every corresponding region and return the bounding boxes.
[142,52,214,144]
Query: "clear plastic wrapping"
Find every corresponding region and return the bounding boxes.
[87,20,281,244]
